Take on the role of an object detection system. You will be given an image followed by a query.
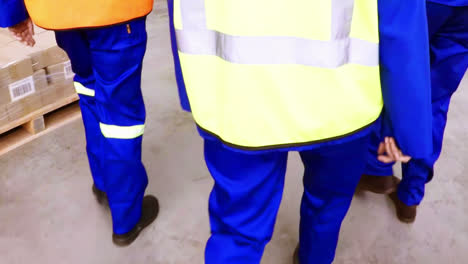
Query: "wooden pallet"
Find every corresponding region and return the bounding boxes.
[0,93,81,155]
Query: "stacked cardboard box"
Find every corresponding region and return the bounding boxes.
[0,28,76,131]
[30,46,76,107]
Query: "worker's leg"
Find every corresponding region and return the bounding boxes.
[86,18,149,235]
[398,90,454,206]
[298,135,370,264]
[426,2,453,39]
[54,31,104,191]
[428,3,468,101]
[398,5,468,206]
[204,140,288,264]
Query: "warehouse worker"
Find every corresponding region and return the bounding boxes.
[0,0,159,246]
[360,0,468,223]
[168,0,432,263]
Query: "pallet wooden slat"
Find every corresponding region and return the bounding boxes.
[0,94,81,155]
[0,93,78,135]
[22,116,45,134]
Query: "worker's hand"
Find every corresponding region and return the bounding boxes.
[8,18,35,47]
[377,137,412,164]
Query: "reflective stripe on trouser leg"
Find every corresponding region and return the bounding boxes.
[87,18,149,235]
[74,81,95,97]
[99,123,145,139]
[204,139,288,264]
[298,135,370,264]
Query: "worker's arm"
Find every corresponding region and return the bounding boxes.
[0,0,28,28]
[378,0,433,159]
[0,1,35,46]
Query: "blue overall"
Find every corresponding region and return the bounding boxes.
[205,136,370,264]
[364,2,468,206]
[0,1,149,235]
[54,20,149,235]
[168,0,432,263]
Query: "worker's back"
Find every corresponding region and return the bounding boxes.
[174,0,383,150]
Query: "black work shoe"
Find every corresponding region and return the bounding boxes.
[389,192,417,223]
[358,175,400,194]
[112,195,159,247]
[92,184,108,206]
[293,245,299,264]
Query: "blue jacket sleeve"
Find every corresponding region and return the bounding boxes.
[378,0,433,158]
[0,0,28,28]
[167,0,191,112]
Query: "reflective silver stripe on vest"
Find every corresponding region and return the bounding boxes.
[180,0,206,29]
[177,0,378,68]
[176,30,377,67]
[331,0,355,40]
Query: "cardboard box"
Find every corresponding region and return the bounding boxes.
[0,69,48,127]
[40,83,76,107]
[0,68,76,128]
[29,46,68,72]
[0,29,75,130]
[33,69,48,92]
[42,62,76,106]
[0,58,34,105]
[45,61,74,85]
[0,40,49,67]
[33,31,57,49]
[2,93,43,125]
[0,31,14,46]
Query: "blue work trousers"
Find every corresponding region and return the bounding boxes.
[364,3,468,206]
[204,135,370,264]
[54,18,149,234]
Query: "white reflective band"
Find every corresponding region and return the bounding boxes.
[331,0,354,40]
[74,82,95,97]
[176,30,378,67]
[177,0,378,68]
[99,123,145,139]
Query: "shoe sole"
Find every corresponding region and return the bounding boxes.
[397,214,416,224]
[113,230,140,247]
[112,196,159,247]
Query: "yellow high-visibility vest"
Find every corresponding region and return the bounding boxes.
[24,0,153,30]
[174,0,383,150]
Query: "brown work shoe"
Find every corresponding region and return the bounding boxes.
[389,192,417,223]
[92,184,108,206]
[293,245,299,264]
[358,175,400,194]
[112,195,159,246]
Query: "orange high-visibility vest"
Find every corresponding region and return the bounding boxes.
[24,0,153,30]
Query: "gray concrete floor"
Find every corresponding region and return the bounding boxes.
[1,3,467,264]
